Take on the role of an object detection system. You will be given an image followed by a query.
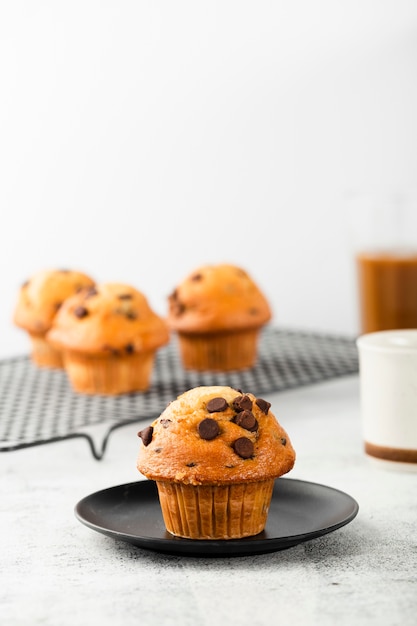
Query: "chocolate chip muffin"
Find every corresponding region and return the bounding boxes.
[13,269,95,368]
[47,283,169,394]
[167,264,272,371]
[137,386,295,539]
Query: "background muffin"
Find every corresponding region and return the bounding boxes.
[47,282,169,394]
[13,269,95,368]
[137,385,295,539]
[167,264,272,371]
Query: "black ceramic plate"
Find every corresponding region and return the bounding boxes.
[75,478,359,557]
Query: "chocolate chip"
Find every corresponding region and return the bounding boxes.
[232,395,252,412]
[186,462,197,467]
[234,410,258,432]
[54,301,62,311]
[206,397,228,413]
[172,301,185,316]
[248,307,259,315]
[84,287,98,299]
[191,273,202,281]
[198,418,220,440]
[160,418,172,428]
[232,437,254,459]
[138,426,153,446]
[118,293,133,300]
[281,437,287,446]
[125,343,134,354]
[125,311,137,320]
[74,306,88,318]
[256,398,271,414]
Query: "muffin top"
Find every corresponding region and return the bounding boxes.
[137,386,295,485]
[167,264,272,333]
[13,269,95,335]
[47,282,169,356]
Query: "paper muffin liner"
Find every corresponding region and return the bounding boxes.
[177,328,261,371]
[155,479,275,539]
[29,332,64,368]
[62,350,156,395]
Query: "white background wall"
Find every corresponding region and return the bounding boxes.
[1,1,417,358]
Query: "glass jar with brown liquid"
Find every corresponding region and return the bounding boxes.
[356,250,417,333]
[349,191,417,334]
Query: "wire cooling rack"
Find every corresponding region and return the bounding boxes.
[0,327,358,460]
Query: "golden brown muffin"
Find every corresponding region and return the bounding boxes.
[13,269,95,368]
[137,386,295,539]
[167,264,272,371]
[47,283,170,395]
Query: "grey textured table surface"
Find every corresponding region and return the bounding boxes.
[1,376,416,626]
